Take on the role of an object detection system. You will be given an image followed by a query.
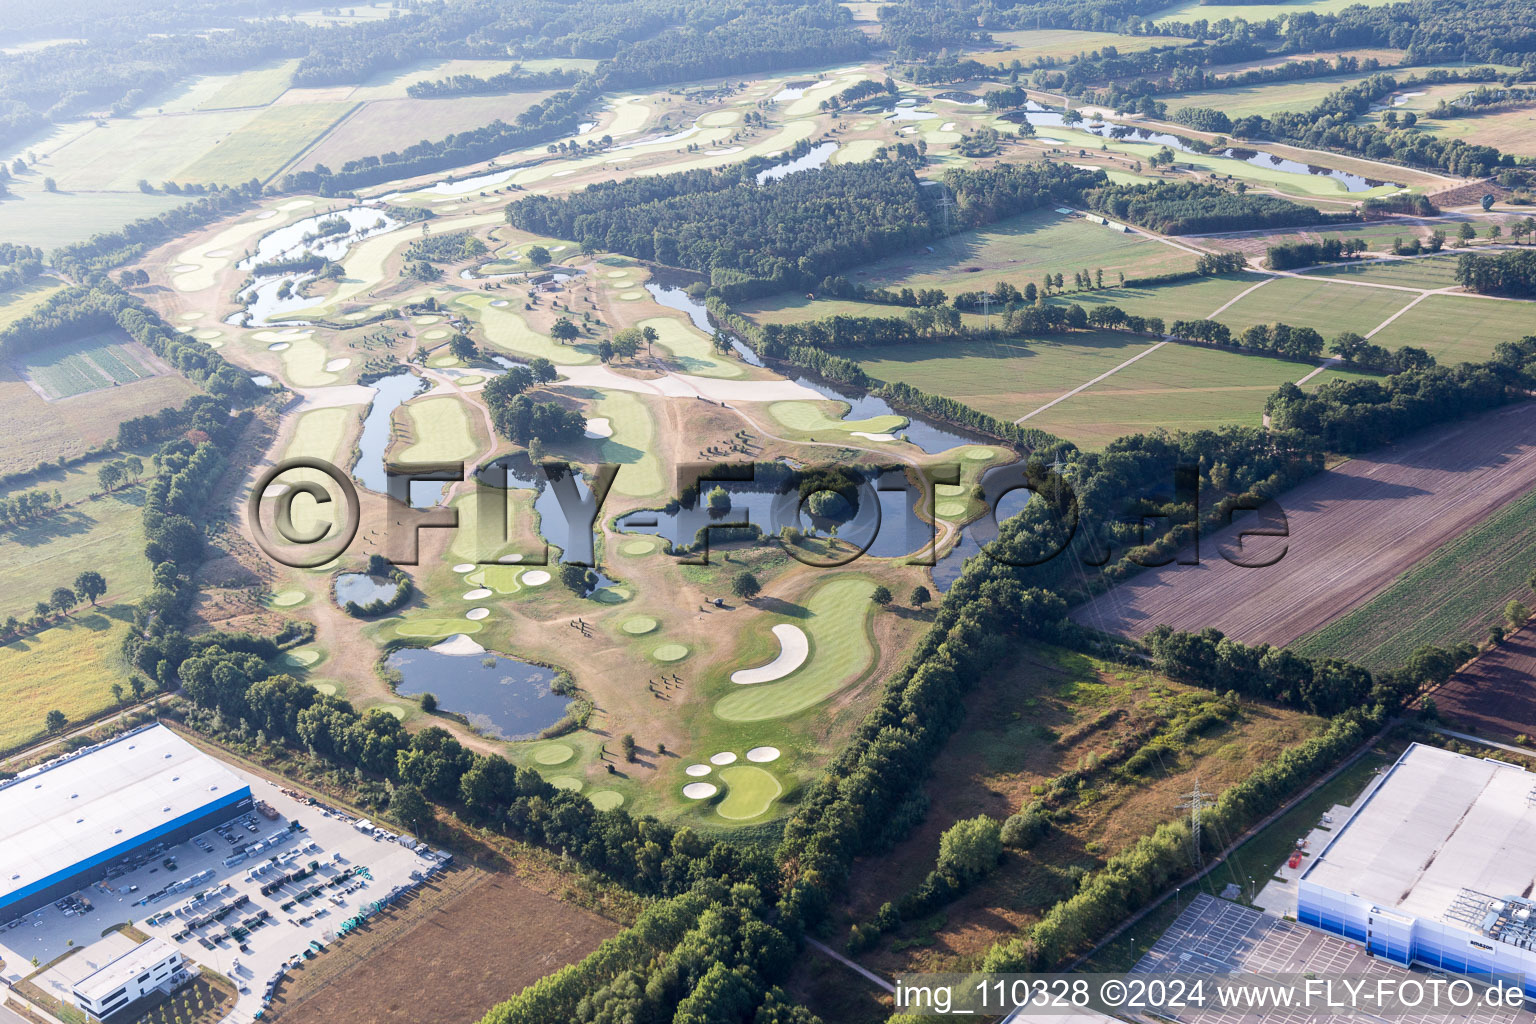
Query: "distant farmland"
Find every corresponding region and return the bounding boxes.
[1070,401,1536,649]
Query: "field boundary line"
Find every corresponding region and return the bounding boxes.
[1014,339,1168,423]
[804,936,896,993]
[1294,357,1340,386]
[1206,274,1273,317]
[269,100,364,185]
[1364,289,1433,338]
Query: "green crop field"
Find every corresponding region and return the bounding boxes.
[1044,273,1259,324]
[1365,294,1536,364]
[1213,276,1417,337]
[974,29,1193,66]
[1158,64,1489,119]
[1155,0,1402,21]
[1292,487,1536,671]
[176,102,357,184]
[198,60,299,109]
[1026,340,1321,446]
[0,277,65,330]
[0,190,186,248]
[0,610,136,752]
[713,576,877,722]
[1298,252,1463,289]
[0,450,158,623]
[18,331,157,399]
[853,331,1164,423]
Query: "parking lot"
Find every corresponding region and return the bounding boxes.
[0,762,444,1023]
[1133,894,1535,1024]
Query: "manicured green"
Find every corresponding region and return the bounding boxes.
[767,400,906,436]
[714,576,877,722]
[715,765,784,820]
[398,396,479,463]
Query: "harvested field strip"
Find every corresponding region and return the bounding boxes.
[1291,486,1536,670]
[1070,402,1536,647]
[1212,275,1418,338]
[1432,629,1536,742]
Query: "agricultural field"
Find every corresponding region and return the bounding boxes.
[0,276,65,330]
[1211,275,1418,337]
[0,189,187,249]
[838,644,1325,976]
[1024,341,1326,446]
[1045,273,1262,325]
[1154,0,1403,21]
[271,866,620,1024]
[15,332,162,399]
[1292,487,1536,671]
[973,29,1194,67]
[1157,64,1494,120]
[1297,252,1464,290]
[177,102,357,184]
[0,609,136,753]
[1363,293,1536,363]
[296,91,561,173]
[197,60,302,110]
[0,449,158,624]
[1071,402,1536,649]
[1431,628,1536,742]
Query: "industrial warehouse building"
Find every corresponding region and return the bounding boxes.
[1298,742,1536,995]
[0,724,252,922]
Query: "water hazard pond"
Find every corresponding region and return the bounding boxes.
[387,647,571,740]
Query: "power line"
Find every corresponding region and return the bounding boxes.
[1178,777,1207,869]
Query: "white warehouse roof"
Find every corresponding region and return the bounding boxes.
[74,937,180,1002]
[1303,743,1536,921]
[0,725,249,911]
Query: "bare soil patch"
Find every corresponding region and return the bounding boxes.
[1434,628,1536,741]
[271,867,618,1024]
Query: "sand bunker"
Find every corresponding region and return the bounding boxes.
[429,633,486,656]
[851,431,898,442]
[522,569,550,585]
[453,563,475,572]
[584,417,613,439]
[683,782,718,799]
[465,607,490,620]
[462,588,492,600]
[324,358,351,372]
[730,624,808,684]
[685,763,712,777]
[746,746,781,763]
[709,751,738,766]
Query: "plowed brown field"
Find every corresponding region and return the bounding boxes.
[1071,401,1536,646]
[1435,628,1536,741]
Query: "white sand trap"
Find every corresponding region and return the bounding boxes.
[268,342,290,351]
[172,264,198,273]
[463,588,492,600]
[552,169,577,177]
[490,299,509,307]
[205,248,232,258]
[709,751,738,766]
[343,312,370,321]
[255,210,278,220]
[466,607,490,620]
[941,121,956,130]
[177,312,205,321]
[324,358,351,372]
[746,746,781,763]
[731,624,808,684]
[851,431,898,442]
[584,417,613,439]
[453,562,476,572]
[279,199,314,211]
[683,782,718,799]
[706,147,743,155]
[430,633,486,656]
[605,271,628,279]
[550,245,567,252]
[522,569,550,585]
[685,764,712,777]
[498,553,524,563]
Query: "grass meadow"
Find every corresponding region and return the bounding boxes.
[1365,294,1536,363]
[0,609,137,752]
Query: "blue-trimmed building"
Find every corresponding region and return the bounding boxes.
[0,724,251,922]
[1298,743,1536,996]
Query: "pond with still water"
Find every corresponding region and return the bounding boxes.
[387,648,570,740]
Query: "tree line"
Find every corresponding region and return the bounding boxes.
[1083,181,1356,235]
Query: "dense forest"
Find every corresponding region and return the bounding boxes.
[0,243,45,293]
[508,159,1102,299]
[1083,181,1351,235]
[1455,249,1536,296]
